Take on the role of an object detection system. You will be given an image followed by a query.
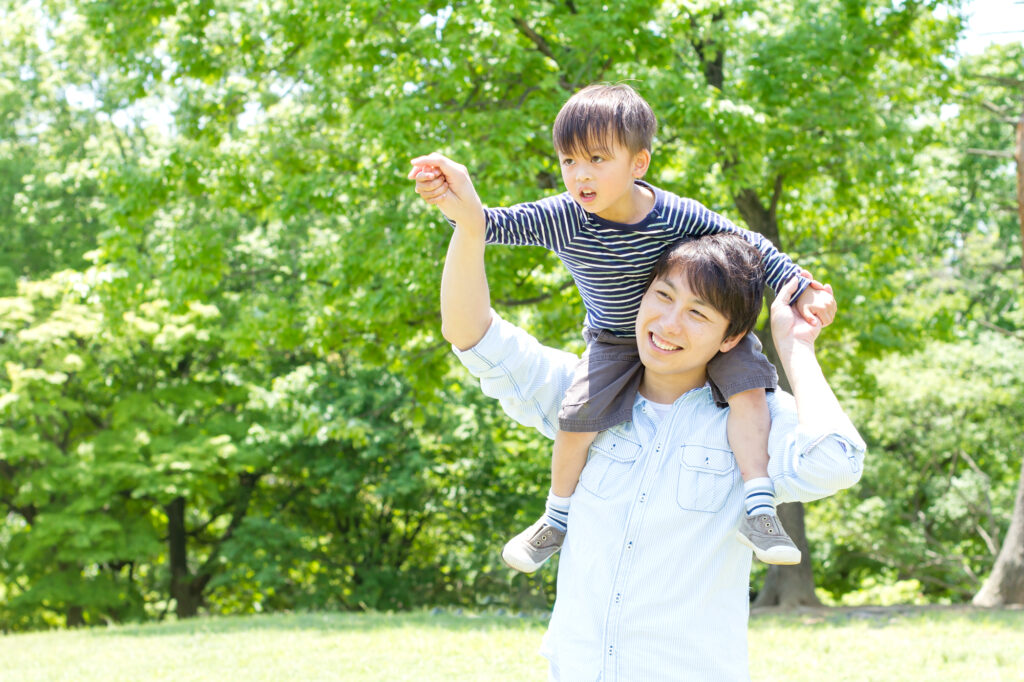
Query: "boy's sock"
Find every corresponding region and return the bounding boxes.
[543,490,571,532]
[743,477,776,516]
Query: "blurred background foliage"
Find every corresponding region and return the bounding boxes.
[0,0,1021,629]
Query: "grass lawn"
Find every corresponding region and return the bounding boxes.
[1,606,1022,681]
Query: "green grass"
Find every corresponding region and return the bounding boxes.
[1,607,1022,681]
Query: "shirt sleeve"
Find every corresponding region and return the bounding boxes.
[667,196,810,303]
[479,193,580,250]
[764,391,867,503]
[452,312,578,440]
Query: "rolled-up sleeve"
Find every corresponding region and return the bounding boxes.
[452,312,577,440]
[765,392,867,504]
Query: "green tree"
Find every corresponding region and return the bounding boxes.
[945,42,1024,606]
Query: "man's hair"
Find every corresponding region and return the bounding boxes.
[648,234,766,340]
[552,83,657,156]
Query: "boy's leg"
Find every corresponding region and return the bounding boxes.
[501,430,596,574]
[501,328,642,575]
[708,332,800,566]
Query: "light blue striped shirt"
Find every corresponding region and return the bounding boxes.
[484,182,809,336]
[454,314,866,681]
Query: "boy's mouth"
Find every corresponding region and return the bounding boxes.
[579,189,596,202]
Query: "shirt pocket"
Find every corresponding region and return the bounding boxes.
[578,428,642,500]
[676,445,738,513]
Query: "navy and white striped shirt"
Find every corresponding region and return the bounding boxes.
[484,181,808,336]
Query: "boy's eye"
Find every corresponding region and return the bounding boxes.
[690,309,708,320]
[561,158,574,166]
[591,156,604,163]
[656,290,671,300]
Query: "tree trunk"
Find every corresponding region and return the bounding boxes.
[66,604,85,628]
[1016,107,1023,277]
[974,445,1024,606]
[733,184,821,608]
[972,103,1024,607]
[166,496,202,618]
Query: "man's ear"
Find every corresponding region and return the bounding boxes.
[719,333,744,354]
[632,149,651,178]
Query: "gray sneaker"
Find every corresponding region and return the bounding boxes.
[501,519,566,573]
[736,513,802,565]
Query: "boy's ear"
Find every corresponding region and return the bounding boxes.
[632,149,651,178]
[718,332,744,354]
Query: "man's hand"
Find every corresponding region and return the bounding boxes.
[408,153,486,235]
[793,272,836,328]
[772,277,824,352]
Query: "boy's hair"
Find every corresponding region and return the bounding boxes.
[648,234,766,341]
[552,83,657,156]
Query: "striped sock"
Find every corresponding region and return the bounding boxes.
[744,477,776,516]
[543,490,571,532]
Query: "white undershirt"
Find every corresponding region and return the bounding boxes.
[645,399,674,425]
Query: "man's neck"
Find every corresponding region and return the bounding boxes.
[637,370,708,405]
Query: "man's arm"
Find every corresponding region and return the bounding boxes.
[766,277,865,502]
[770,277,852,430]
[409,153,491,349]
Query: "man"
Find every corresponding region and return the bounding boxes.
[429,159,865,681]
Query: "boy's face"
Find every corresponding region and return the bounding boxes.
[557,138,651,223]
[635,268,742,389]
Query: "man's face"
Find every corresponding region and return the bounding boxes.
[635,269,743,389]
[557,139,649,223]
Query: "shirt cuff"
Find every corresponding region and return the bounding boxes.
[793,423,867,457]
[787,275,812,305]
[451,310,504,374]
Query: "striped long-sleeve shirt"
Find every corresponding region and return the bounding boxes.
[484,180,808,336]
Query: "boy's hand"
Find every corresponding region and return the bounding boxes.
[792,271,836,328]
[772,277,822,350]
[408,153,486,235]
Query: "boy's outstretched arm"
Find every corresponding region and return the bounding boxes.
[409,153,491,350]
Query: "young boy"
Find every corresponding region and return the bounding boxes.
[409,83,836,573]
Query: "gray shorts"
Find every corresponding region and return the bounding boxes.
[557,328,778,432]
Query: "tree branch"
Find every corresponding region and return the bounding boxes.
[511,17,572,90]
[495,280,575,306]
[976,318,1024,341]
[966,148,1015,159]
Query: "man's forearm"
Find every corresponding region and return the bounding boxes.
[777,341,855,432]
[440,221,492,351]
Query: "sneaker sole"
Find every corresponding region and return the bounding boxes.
[500,544,558,574]
[735,531,802,565]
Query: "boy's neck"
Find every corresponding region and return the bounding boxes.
[596,181,655,224]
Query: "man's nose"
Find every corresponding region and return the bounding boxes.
[660,310,684,335]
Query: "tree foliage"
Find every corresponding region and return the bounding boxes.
[6,0,1024,629]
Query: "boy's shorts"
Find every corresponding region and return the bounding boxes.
[557,328,778,432]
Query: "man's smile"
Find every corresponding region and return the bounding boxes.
[649,332,681,352]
